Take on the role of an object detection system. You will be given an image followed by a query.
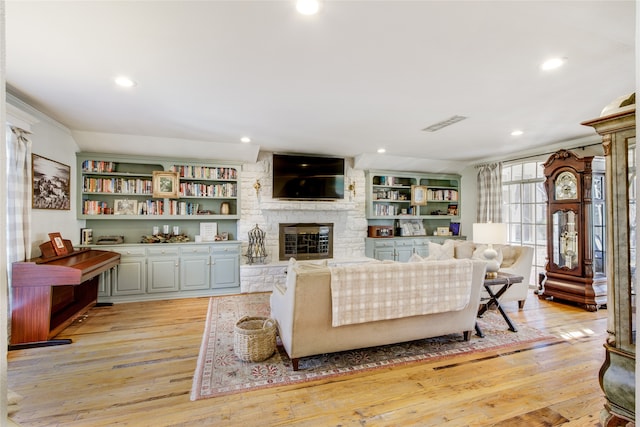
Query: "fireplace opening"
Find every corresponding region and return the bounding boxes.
[279,223,333,261]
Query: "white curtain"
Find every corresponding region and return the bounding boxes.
[476,162,503,223]
[6,126,32,268]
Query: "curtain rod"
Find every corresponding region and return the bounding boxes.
[491,142,603,165]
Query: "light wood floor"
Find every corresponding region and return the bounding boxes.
[8,290,609,427]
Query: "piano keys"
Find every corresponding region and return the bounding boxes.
[10,247,120,349]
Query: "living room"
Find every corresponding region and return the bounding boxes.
[2,1,638,425]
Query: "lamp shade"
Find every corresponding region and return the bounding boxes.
[473,222,507,245]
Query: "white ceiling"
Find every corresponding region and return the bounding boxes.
[5,1,637,172]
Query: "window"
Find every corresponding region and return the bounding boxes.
[502,161,547,285]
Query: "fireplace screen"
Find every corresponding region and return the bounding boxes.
[279,223,333,261]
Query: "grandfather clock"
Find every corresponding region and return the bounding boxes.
[582,93,635,427]
[540,149,606,312]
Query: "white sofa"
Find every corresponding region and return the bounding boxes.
[270,258,487,370]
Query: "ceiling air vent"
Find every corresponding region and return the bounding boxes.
[422,115,467,132]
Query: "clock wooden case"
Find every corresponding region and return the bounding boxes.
[540,149,606,311]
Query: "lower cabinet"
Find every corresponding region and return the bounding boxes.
[365,236,466,261]
[211,246,240,289]
[97,242,241,302]
[147,246,180,293]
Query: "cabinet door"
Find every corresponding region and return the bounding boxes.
[181,256,211,290]
[147,257,180,293]
[114,258,146,295]
[396,241,414,262]
[374,247,395,261]
[413,239,429,257]
[98,269,113,297]
[211,247,240,289]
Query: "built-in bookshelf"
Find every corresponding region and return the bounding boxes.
[76,153,241,244]
[366,170,461,237]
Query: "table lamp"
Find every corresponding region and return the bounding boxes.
[473,222,507,279]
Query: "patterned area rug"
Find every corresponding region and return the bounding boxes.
[190,292,555,400]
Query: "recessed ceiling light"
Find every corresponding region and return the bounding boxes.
[114,76,136,88]
[511,130,524,136]
[240,137,251,143]
[377,148,386,154]
[296,0,320,15]
[541,57,566,71]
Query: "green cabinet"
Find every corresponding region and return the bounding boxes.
[94,242,241,302]
[365,236,466,261]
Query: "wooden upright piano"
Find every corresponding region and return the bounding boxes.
[10,246,120,349]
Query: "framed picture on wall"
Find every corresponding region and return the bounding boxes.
[32,154,71,210]
[152,171,179,198]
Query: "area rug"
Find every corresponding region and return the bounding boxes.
[190,292,556,400]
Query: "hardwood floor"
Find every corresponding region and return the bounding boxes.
[8,290,610,426]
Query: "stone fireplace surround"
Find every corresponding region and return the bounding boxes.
[238,154,368,292]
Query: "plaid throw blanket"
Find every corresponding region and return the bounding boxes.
[329,259,474,327]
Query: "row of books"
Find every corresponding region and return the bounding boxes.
[428,189,458,201]
[373,190,407,201]
[170,165,238,180]
[82,160,117,173]
[83,177,152,194]
[179,182,237,198]
[168,201,200,216]
[82,199,166,215]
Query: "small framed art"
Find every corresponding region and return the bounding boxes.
[152,171,179,198]
[48,232,68,256]
[411,185,428,206]
[80,228,93,245]
[114,199,138,215]
[436,226,451,236]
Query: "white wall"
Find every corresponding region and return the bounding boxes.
[7,95,83,257]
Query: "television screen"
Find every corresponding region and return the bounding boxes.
[272,154,345,200]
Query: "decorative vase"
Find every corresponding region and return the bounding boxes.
[220,202,230,215]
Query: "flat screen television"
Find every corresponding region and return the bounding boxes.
[272,153,345,200]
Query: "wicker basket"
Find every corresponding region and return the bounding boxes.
[233,316,277,362]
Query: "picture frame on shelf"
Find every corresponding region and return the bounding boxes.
[114,199,138,215]
[48,232,68,256]
[436,226,451,236]
[80,228,93,245]
[411,185,427,206]
[152,171,179,198]
[32,154,71,210]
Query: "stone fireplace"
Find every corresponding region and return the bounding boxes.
[279,223,333,261]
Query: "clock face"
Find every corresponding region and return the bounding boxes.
[555,171,578,200]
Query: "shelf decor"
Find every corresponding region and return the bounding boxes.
[152,171,179,198]
[411,185,427,206]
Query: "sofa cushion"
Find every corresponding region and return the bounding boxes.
[285,258,328,291]
[453,240,476,259]
[426,240,455,260]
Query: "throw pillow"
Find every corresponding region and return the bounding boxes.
[498,245,518,268]
[454,240,475,259]
[426,240,455,260]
